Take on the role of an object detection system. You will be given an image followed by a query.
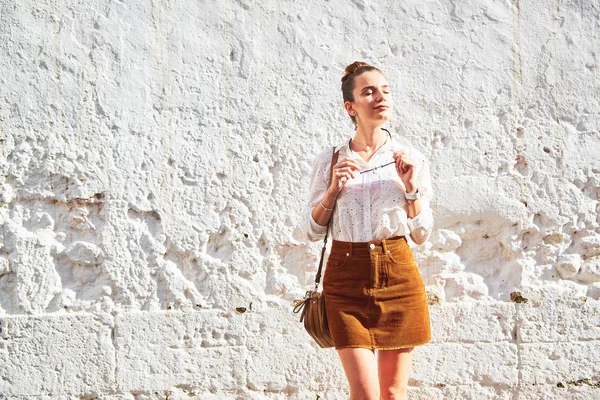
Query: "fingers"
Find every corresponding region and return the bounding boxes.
[395,158,408,175]
[393,151,422,168]
[342,167,358,178]
[335,157,361,171]
[394,152,423,179]
[330,158,359,191]
[394,152,409,173]
[333,158,360,181]
[335,166,357,180]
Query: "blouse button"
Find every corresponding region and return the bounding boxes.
[369,243,376,250]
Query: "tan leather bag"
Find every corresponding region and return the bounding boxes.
[293,289,333,348]
[293,147,339,349]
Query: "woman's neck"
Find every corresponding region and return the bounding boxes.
[353,126,386,148]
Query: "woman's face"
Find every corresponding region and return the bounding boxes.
[345,70,393,126]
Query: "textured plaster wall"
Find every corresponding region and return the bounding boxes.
[0,0,599,398]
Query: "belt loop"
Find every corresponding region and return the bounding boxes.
[348,241,354,256]
[381,239,389,254]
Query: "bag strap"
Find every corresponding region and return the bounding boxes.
[313,146,339,290]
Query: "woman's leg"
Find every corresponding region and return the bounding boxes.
[377,347,414,400]
[337,347,380,400]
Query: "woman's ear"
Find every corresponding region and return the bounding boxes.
[344,101,355,117]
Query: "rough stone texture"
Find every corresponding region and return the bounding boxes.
[0,314,115,397]
[1,0,599,398]
[429,302,516,343]
[520,341,600,386]
[517,297,600,343]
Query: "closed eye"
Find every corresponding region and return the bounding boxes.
[362,86,391,96]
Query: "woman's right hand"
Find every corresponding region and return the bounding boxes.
[329,157,361,195]
[312,157,361,226]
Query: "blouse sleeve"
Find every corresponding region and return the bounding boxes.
[407,152,434,244]
[298,149,333,242]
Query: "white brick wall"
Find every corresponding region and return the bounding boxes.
[1,0,599,398]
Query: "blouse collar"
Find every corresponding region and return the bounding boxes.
[336,135,395,165]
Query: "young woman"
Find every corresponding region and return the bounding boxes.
[300,61,434,400]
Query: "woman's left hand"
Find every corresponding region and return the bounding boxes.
[393,150,422,193]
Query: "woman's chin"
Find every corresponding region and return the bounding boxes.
[374,114,391,124]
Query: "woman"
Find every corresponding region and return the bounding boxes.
[300,61,434,400]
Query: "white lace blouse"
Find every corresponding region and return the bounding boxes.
[299,137,434,244]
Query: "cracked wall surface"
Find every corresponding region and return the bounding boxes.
[0,0,599,398]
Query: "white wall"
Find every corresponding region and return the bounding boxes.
[0,0,599,398]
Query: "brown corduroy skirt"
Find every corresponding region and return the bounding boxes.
[322,236,431,350]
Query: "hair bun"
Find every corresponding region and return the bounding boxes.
[341,61,373,84]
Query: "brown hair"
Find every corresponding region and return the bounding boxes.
[341,61,383,124]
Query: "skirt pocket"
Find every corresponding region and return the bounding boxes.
[386,245,416,266]
[323,255,370,293]
[325,255,349,271]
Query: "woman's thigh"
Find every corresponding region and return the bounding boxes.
[337,347,380,400]
[378,347,414,399]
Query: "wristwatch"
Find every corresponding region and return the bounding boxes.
[405,188,423,201]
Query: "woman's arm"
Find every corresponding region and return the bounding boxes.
[310,186,339,226]
[299,151,359,242]
[404,187,423,220]
[394,150,434,245]
[405,196,430,245]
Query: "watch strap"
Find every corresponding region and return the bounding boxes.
[405,188,422,200]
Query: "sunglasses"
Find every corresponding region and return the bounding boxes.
[359,160,395,174]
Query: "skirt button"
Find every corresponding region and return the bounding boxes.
[369,243,376,250]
